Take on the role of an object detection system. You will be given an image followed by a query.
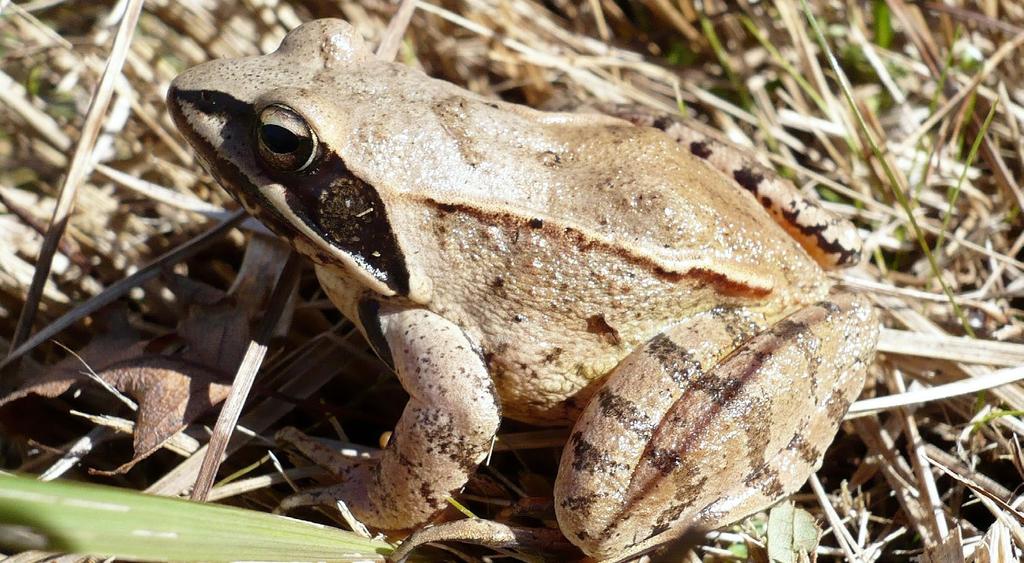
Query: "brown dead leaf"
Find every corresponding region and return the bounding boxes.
[1,283,251,473]
[2,344,230,474]
[177,295,251,371]
[0,241,287,474]
[0,311,148,406]
[93,355,230,475]
[172,236,290,370]
[228,235,293,313]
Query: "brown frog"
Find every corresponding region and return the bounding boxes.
[167,18,878,560]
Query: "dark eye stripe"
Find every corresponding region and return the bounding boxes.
[169,88,410,297]
[280,149,411,296]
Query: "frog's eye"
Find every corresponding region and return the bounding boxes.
[255,104,319,172]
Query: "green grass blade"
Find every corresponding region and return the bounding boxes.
[798,0,976,337]
[0,474,391,561]
[737,15,829,118]
[699,15,753,111]
[933,99,1000,255]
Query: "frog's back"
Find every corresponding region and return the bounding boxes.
[334,69,835,422]
[338,66,826,302]
[529,119,824,293]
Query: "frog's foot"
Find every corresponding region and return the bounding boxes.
[389,519,576,562]
[275,425,376,470]
[274,426,374,513]
[597,104,863,270]
[279,307,501,531]
[554,293,878,560]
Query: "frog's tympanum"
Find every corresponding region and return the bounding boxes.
[168,19,878,560]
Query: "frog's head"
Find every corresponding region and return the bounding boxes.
[168,19,415,299]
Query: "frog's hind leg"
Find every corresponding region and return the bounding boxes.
[554,293,877,560]
[600,105,863,269]
[278,307,501,532]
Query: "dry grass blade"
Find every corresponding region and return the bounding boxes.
[191,252,302,502]
[8,0,145,354]
[877,328,1024,367]
[801,0,974,337]
[0,210,247,369]
[848,365,1024,415]
[808,474,860,561]
[376,0,418,62]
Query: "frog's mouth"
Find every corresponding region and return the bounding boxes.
[168,84,412,298]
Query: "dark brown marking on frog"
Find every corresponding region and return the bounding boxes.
[825,392,853,422]
[689,141,713,159]
[733,167,765,195]
[569,431,627,475]
[418,482,440,509]
[586,314,622,345]
[651,116,675,131]
[654,266,772,298]
[745,464,786,498]
[713,308,761,348]
[689,352,748,403]
[560,491,600,519]
[742,396,774,470]
[670,456,710,506]
[357,299,394,368]
[539,150,562,167]
[649,484,704,540]
[787,432,821,465]
[781,206,859,265]
[421,412,482,472]
[646,334,704,386]
[772,318,809,342]
[613,453,708,542]
[543,347,563,364]
[528,217,544,229]
[647,447,682,476]
[396,451,419,469]
[417,408,458,459]
[596,388,655,437]
[280,149,410,295]
[376,480,400,515]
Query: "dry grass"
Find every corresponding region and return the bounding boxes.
[1,0,1023,561]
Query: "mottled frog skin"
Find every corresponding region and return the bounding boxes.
[168,19,878,560]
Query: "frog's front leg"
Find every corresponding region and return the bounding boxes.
[281,307,500,530]
[554,293,877,560]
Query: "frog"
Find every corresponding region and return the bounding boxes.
[167,18,879,561]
